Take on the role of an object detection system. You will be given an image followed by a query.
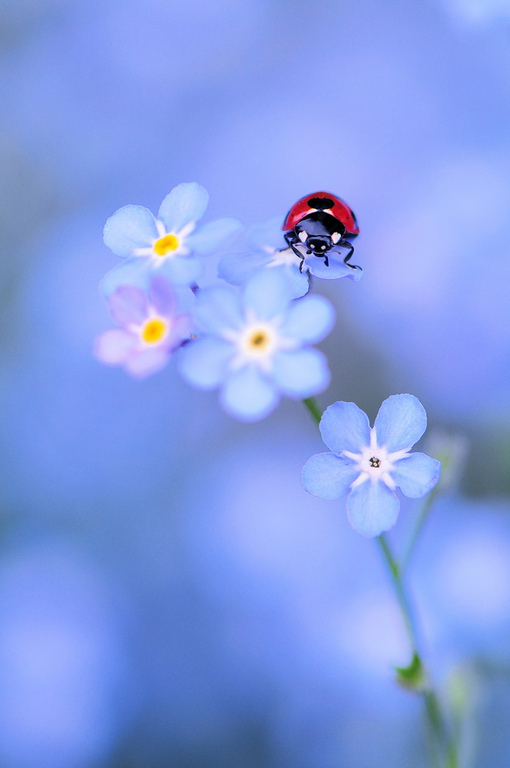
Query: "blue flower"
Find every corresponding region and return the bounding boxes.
[218,216,362,298]
[301,394,441,537]
[178,270,335,421]
[218,217,310,299]
[100,182,241,296]
[94,276,192,379]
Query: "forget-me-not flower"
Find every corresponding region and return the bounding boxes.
[178,270,335,421]
[301,395,441,537]
[100,182,241,296]
[218,217,310,299]
[218,216,362,299]
[94,276,192,378]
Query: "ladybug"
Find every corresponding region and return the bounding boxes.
[282,192,361,273]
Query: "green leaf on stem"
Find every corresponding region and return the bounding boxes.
[395,652,426,692]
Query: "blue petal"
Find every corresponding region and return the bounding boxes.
[306,251,363,281]
[218,251,271,286]
[108,285,149,326]
[319,401,371,455]
[178,338,233,389]
[392,453,441,498]
[193,285,244,334]
[158,183,209,232]
[279,294,335,343]
[103,205,159,256]
[272,349,330,397]
[242,270,293,320]
[220,365,279,421]
[301,452,358,500]
[374,394,428,452]
[94,329,136,365]
[246,217,285,250]
[100,257,153,297]
[187,218,242,255]
[159,255,204,286]
[124,347,171,379]
[279,265,310,299]
[346,480,400,537]
[148,276,177,316]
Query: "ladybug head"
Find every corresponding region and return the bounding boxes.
[306,234,331,253]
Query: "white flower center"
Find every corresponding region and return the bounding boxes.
[223,309,295,372]
[343,428,410,490]
[266,246,298,268]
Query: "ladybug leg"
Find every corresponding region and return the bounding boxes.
[284,232,307,272]
[338,240,361,271]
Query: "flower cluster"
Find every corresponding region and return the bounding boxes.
[95,181,441,535]
[96,181,359,419]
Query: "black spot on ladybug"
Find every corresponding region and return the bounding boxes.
[307,197,334,211]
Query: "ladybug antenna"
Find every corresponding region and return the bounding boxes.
[307,197,334,211]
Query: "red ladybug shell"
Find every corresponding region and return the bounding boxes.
[282,191,360,237]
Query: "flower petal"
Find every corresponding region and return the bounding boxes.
[193,286,243,334]
[279,294,335,343]
[218,250,271,286]
[94,329,137,365]
[178,337,233,389]
[319,401,371,455]
[374,394,427,452]
[100,257,153,297]
[306,251,363,281]
[103,205,159,256]
[124,347,171,379]
[301,452,358,500]
[158,182,209,232]
[392,453,441,498]
[148,276,176,316]
[272,349,330,398]
[108,285,149,326]
[278,266,310,299]
[346,480,400,537]
[220,365,279,421]
[243,270,293,320]
[159,255,204,286]
[246,217,285,250]
[166,314,193,349]
[187,218,242,255]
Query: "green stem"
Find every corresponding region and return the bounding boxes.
[303,396,322,426]
[377,534,420,650]
[377,534,452,766]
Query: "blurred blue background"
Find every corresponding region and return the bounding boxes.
[1,0,510,765]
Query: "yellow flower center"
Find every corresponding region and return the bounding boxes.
[140,317,168,345]
[153,233,180,256]
[242,326,275,356]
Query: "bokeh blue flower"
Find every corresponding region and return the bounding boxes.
[302,395,441,537]
[94,276,192,379]
[178,270,335,421]
[101,182,241,295]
